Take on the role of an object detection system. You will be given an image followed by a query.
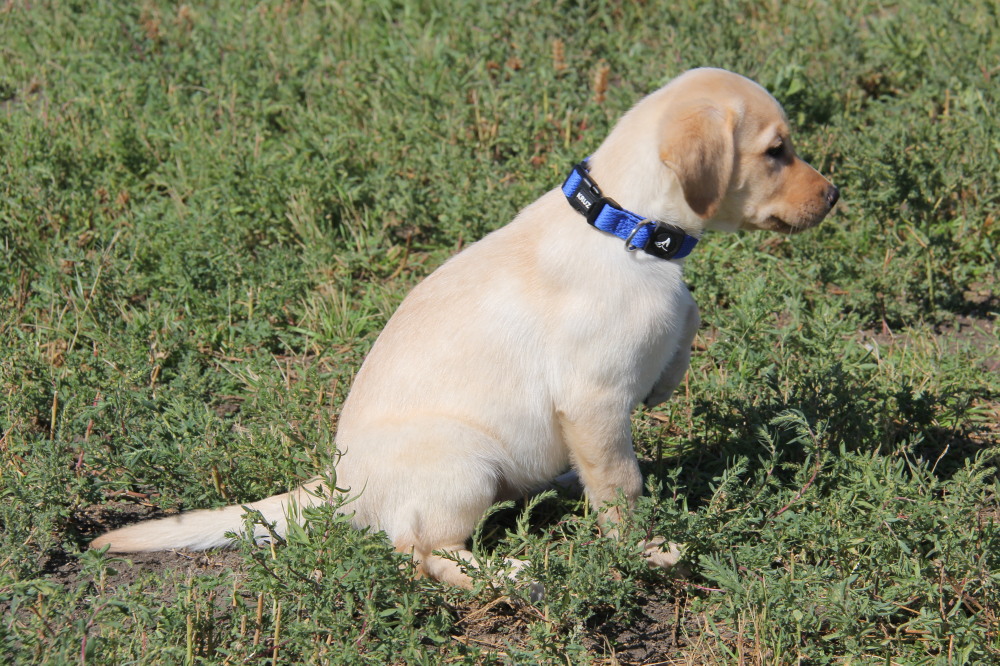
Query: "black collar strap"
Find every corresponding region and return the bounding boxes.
[561,161,699,260]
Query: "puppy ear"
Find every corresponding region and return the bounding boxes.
[659,104,734,219]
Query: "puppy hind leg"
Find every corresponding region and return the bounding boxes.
[417,546,479,589]
[374,421,544,594]
[413,547,545,600]
[382,440,497,588]
[389,477,541,593]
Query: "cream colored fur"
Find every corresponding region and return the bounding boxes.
[92,68,838,589]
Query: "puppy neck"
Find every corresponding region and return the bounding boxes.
[586,144,706,239]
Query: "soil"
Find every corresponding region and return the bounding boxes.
[860,313,1000,453]
[861,313,998,374]
[37,503,249,607]
[450,582,703,664]
[45,547,248,593]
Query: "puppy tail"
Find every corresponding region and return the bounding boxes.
[90,477,328,552]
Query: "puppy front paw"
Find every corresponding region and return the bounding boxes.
[503,557,545,602]
[640,537,688,575]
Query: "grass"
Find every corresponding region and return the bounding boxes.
[1,0,998,662]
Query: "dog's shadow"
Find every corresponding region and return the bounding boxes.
[640,361,992,512]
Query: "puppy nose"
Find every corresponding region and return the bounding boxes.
[826,185,840,208]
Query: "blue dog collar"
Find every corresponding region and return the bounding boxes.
[561,161,699,260]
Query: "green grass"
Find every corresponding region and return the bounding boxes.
[1,0,998,662]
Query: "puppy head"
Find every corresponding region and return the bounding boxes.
[657,68,838,234]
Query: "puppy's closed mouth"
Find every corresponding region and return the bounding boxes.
[754,216,801,234]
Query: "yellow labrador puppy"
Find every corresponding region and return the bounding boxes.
[93,68,838,588]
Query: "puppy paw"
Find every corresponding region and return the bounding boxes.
[525,580,545,602]
[640,537,689,576]
[502,557,545,602]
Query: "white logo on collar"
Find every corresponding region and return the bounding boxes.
[654,236,672,251]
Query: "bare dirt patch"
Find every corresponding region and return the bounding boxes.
[450,582,705,664]
[862,313,998,373]
[47,549,247,594]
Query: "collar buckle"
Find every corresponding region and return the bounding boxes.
[562,162,622,227]
[563,162,604,221]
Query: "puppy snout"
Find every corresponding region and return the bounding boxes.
[826,185,840,209]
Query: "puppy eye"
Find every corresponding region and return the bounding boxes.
[765,143,785,158]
